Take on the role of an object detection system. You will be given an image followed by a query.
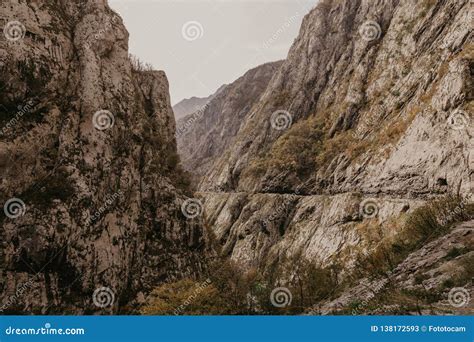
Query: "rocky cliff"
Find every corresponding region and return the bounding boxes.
[0,0,204,314]
[177,61,282,180]
[1,0,472,316]
[177,0,473,312]
[200,0,472,195]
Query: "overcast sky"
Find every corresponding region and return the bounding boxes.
[109,0,317,105]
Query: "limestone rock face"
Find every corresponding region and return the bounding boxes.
[181,0,473,274]
[313,220,474,315]
[200,0,472,195]
[199,191,423,271]
[0,0,204,314]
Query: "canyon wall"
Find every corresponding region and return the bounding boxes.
[0,0,204,314]
[180,0,473,289]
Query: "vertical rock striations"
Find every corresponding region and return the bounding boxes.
[199,0,472,196]
[179,0,473,279]
[0,0,204,314]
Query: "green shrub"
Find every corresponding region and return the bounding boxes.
[285,262,339,313]
[444,247,467,260]
[406,195,473,243]
[244,116,325,179]
[401,288,442,304]
[141,278,224,315]
[141,257,341,315]
[354,195,473,277]
[444,254,474,288]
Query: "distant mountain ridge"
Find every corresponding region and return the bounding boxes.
[173,85,227,120]
[176,61,283,180]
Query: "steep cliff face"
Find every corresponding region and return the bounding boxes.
[0,0,204,314]
[177,61,282,180]
[185,0,472,284]
[201,0,472,195]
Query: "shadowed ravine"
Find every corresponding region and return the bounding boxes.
[0,0,473,315]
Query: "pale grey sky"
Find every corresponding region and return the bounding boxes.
[109,0,317,105]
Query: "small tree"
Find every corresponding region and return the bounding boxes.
[129,54,154,72]
[141,278,224,315]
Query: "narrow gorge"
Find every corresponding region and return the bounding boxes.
[0,0,472,315]
[176,0,473,314]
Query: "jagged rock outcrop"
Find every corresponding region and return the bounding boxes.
[199,191,421,271]
[173,85,226,120]
[312,220,474,315]
[0,0,204,314]
[183,0,473,278]
[177,61,282,179]
[200,0,472,196]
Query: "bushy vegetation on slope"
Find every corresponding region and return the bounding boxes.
[141,195,473,315]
